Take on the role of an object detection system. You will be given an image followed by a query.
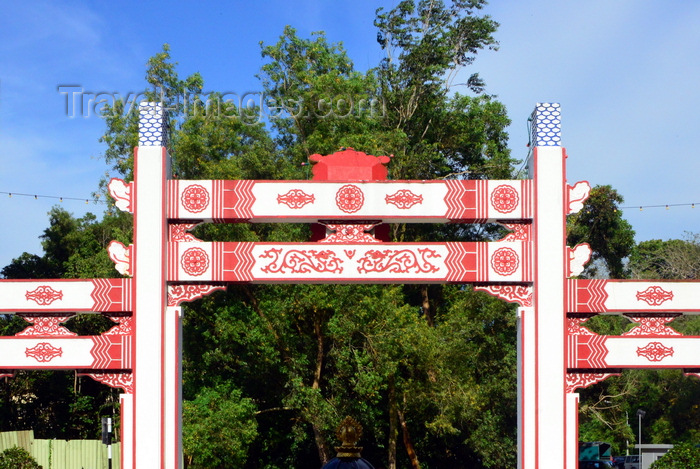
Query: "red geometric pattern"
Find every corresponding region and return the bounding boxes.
[490,184,519,213]
[181,247,210,276]
[567,333,608,369]
[16,314,76,337]
[25,342,63,362]
[474,285,533,307]
[277,189,315,209]
[90,278,133,312]
[623,315,682,337]
[636,286,674,306]
[181,184,210,213]
[567,279,609,313]
[357,248,441,274]
[491,247,520,276]
[335,185,365,213]
[167,284,226,306]
[565,373,618,392]
[260,249,344,274]
[385,189,423,209]
[25,285,64,305]
[90,334,132,369]
[83,372,133,393]
[567,316,595,336]
[636,342,674,362]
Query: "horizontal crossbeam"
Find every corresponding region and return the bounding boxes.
[0,279,132,313]
[568,279,700,314]
[165,179,533,223]
[167,241,532,284]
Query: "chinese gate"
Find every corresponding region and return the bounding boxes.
[1,102,698,468]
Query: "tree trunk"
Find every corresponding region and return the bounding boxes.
[398,408,421,469]
[421,285,434,327]
[388,376,398,469]
[311,314,332,463]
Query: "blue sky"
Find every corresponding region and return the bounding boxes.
[1,0,699,270]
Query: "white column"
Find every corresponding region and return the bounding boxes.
[164,306,183,469]
[566,393,580,469]
[133,102,170,468]
[517,306,536,469]
[120,393,134,469]
[527,103,567,468]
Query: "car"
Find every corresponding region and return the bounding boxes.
[579,461,616,469]
[624,454,640,469]
[612,456,625,468]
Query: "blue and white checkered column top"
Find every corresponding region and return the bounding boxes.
[138,102,169,147]
[529,103,561,147]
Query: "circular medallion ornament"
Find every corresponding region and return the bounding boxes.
[335,184,365,213]
[490,185,519,214]
[181,184,210,213]
[491,247,520,276]
[181,247,210,276]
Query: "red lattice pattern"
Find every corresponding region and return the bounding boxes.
[181,247,210,276]
[181,184,210,213]
[335,185,364,213]
[490,185,519,213]
[320,224,379,244]
[491,247,519,276]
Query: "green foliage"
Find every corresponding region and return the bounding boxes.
[183,385,258,468]
[0,446,41,469]
[649,442,700,469]
[567,185,636,278]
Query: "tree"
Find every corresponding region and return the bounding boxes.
[183,385,257,468]
[649,442,700,469]
[0,446,41,469]
[567,185,636,278]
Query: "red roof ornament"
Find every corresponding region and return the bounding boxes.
[309,148,391,181]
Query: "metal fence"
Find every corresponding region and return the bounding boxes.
[0,430,120,469]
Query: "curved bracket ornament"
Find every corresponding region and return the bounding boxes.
[167,284,226,307]
[108,178,133,213]
[108,241,133,276]
[565,372,619,393]
[474,285,533,307]
[567,181,591,214]
[82,372,133,393]
[498,223,531,242]
[567,243,592,277]
[170,223,203,242]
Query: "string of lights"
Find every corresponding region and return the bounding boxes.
[0,191,107,205]
[621,203,698,211]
